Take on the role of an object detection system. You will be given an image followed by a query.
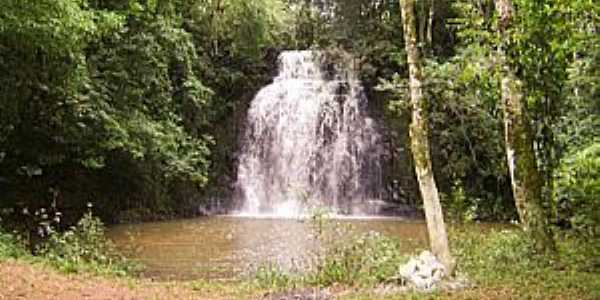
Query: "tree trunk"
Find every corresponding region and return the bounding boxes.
[400,0,454,273]
[495,0,555,253]
[418,1,427,49]
[417,0,434,54]
[426,0,434,51]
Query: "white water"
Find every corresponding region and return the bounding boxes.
[235,51,384,217]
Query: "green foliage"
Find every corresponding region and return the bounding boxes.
[452,228,600,299]
[310,231,407,286]
[0,0,223,221]
[254,211,409,288]
[441,180,476,223]
[85,11,213,184]
[184,0,293,58]
[453,229,539,278]
[36,212,138,276]
[254,264,296,289]
[254,231,407,288]
[425,56,514,221]
[554,143,600,237]
[0,0,122,173]
[0,227,28,260]
[379,17,515,221]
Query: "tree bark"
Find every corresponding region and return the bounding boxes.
[400,0,454,273]
[418,1,427,49]
[426,0,434,51]
[495,0,555,253]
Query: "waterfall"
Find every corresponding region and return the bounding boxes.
[235,51,384,217]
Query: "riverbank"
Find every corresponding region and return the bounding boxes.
[2,217,598,300]
[1,257,597,300]
[0,259,264,300]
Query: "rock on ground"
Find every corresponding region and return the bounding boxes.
[398,250,446,291]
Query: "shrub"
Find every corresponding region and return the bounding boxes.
[554,143,600,237]
[253,210,409,288]
[255,264,296,288]
[442,180,478,222]
[36,212,138,276]
[310,231,407,286]
[0,227,27,260]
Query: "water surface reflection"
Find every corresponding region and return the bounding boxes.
[108,216,429,281]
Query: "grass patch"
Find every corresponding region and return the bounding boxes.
[0,228,29,260]
[308,231,408,286]
[451,227,600,299]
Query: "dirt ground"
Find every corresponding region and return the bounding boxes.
[0,260,221,300]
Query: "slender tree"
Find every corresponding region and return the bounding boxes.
[400,0,454,272]
[495,0,555,253]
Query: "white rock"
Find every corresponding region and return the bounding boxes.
[399,258,418,278]
[398,251,446,291]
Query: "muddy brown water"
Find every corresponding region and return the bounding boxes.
[107,216,499,281]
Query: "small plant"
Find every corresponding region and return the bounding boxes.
[36,212,139,276]
[254,263,296,288]
[442,180,478,222]
[308,206,334,237]
[253,210,409,288]
[0,227,28,260]
[310,231,407,286]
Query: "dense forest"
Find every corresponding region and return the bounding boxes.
[1,0,597,230]
[0,0,598,298]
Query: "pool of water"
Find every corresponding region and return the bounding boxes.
[107,216,431,281]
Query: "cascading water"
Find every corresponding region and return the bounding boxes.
[235,50,385,217]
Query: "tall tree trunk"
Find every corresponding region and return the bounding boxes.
[418,1,427,48]
[426,0,434,51]
[495,0,555,253]
[400,0,454,273]
[417,0,434,54]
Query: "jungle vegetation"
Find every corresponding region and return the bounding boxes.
[0,0,598,282]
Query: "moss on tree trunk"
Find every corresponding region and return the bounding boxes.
[495,0,555,253]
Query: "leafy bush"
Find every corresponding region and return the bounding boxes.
[554,143,600,237]
[0,228,27,260]
[442,180,478,223]
[36,212,138,276]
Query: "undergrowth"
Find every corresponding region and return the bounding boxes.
[254,213,600,300]
[36,212,139,276]
[0,228,28,260]
[451,227,600,299]
[1,211,138,277]
[255,210,409,289]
